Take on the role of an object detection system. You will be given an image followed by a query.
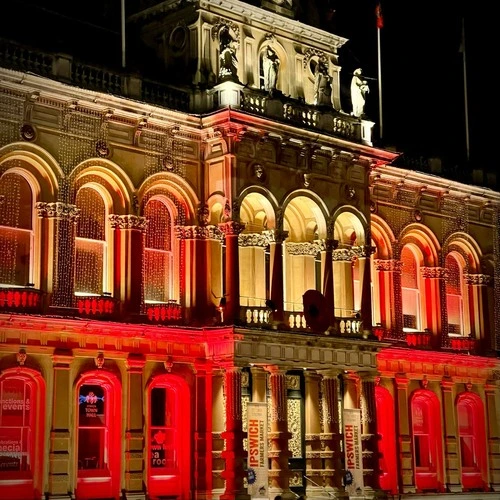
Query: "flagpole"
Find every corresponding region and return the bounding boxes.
[461,16,470,161]
[121,0,126,68]
[377,26,383,140]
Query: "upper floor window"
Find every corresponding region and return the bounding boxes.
[401,246,421,331]
[0,173,34,287]
[445,254,466,335]
[75,186,108,296]
[144,198,173,303]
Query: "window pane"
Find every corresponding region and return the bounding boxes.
[151,388,166,427]
[415,435,430,467]
[75,239,104,295]
[78,428,106,470]
[0,227,32,286]
[460,436,476,467]
[76,187,106,240]
[78,385,106,427]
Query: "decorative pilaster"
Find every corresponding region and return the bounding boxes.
[319,230,337,325]
[219,220,245,324]
[263,224,288,324]
[395,375,415,493]
[175,222,224,323]
[485,375,500,491]
[221,367,249,500]
[36,202,79,308]
[440,377,461,492]
[421,266,447,348]
[251,366,267,403]
[304,371,322,496]
[194,363,214,500]
[465,273,493,354]
[48,351,74,498]
[109,215,147,315]
[266,366,291,495]
[373,259,403,339]
[360,373,380,492]
[124,355,146,498]
[320,370,345,495]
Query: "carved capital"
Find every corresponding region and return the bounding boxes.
[218,221,245,236]
[465,273,493,286]
[263,228,288,244]
[174,225,224,240]
[332,248,352,262]
[421,266,447,279]
[109,214,148,230]
[238,232,269,247]
[374,259,403,272]
[286,241,321,256]
[36,201,80,220]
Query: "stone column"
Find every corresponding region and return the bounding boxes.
[485,378,500,492]
[212,370,226,493]
[194,363,214,500]
[320,370,344,495]
[320,235,337,325]
[109,215,147,316]
[465,273,493,354]
[36,202,79,309]
[219,220,245,324]
[266,366,291,496]
[440,377,461,492]
[221,367,249,500]
[373,260,402,339]
[360,373,380,492]
[175,223,223,324]
[251,366,267,403]
[304,371,322,496]
[123,355,146,499]
[333,248,354,317]
[48,351,74,498]
[421,266,446,348]
[353,245,374,337]
[395,375,415,493]
[264,224,288,325]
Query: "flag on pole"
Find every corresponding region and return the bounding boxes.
[376,2,384,29]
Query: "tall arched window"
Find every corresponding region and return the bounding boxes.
[75,371,121,499]
[375,385,398,494]
[147,375,190,500]
[144,198,174,303]
[411,389,445,492]
[456,392,488,490]
[0,172,34,287]
[75,186,109,296]
[401,246,421,331]
[445,253,467,336]
[0,369,45,500]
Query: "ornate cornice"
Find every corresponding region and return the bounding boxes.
[109,214,148,230]
[174,224,223,240]
[36,201,80,220]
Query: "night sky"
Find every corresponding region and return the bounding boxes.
[330,0,492,173]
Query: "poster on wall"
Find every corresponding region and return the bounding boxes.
[78,384,105,426]
[247,402,268,498]
[343,408,364,495]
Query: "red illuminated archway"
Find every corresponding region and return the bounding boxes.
[0,368,46,500]
[410,389,445,492]
[375,385,398,494]
[74,370,122,499]
[456,391,488,491]
[146,373,191,500]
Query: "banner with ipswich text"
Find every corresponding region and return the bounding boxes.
[247,402,268,498]
[343,408,364,495]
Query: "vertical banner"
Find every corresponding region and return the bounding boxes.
[247,402,268,498]
[343,408,364,495]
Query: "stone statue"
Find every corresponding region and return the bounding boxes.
[350,68,369,118]
[262,46,280,94]
[313,61,332,106]
[219,27,238,81]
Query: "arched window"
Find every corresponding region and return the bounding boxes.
[144,198,174,303]
[445,253,467,336]
[375,385,398,494]
[75,371,121,499]
[75,186,109,296]
[147,375,190,499]
[456,392,488,490]
[0,369,45,500]
[410,390,445,492]
[401,246,421,331]
[0,172,34,287]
